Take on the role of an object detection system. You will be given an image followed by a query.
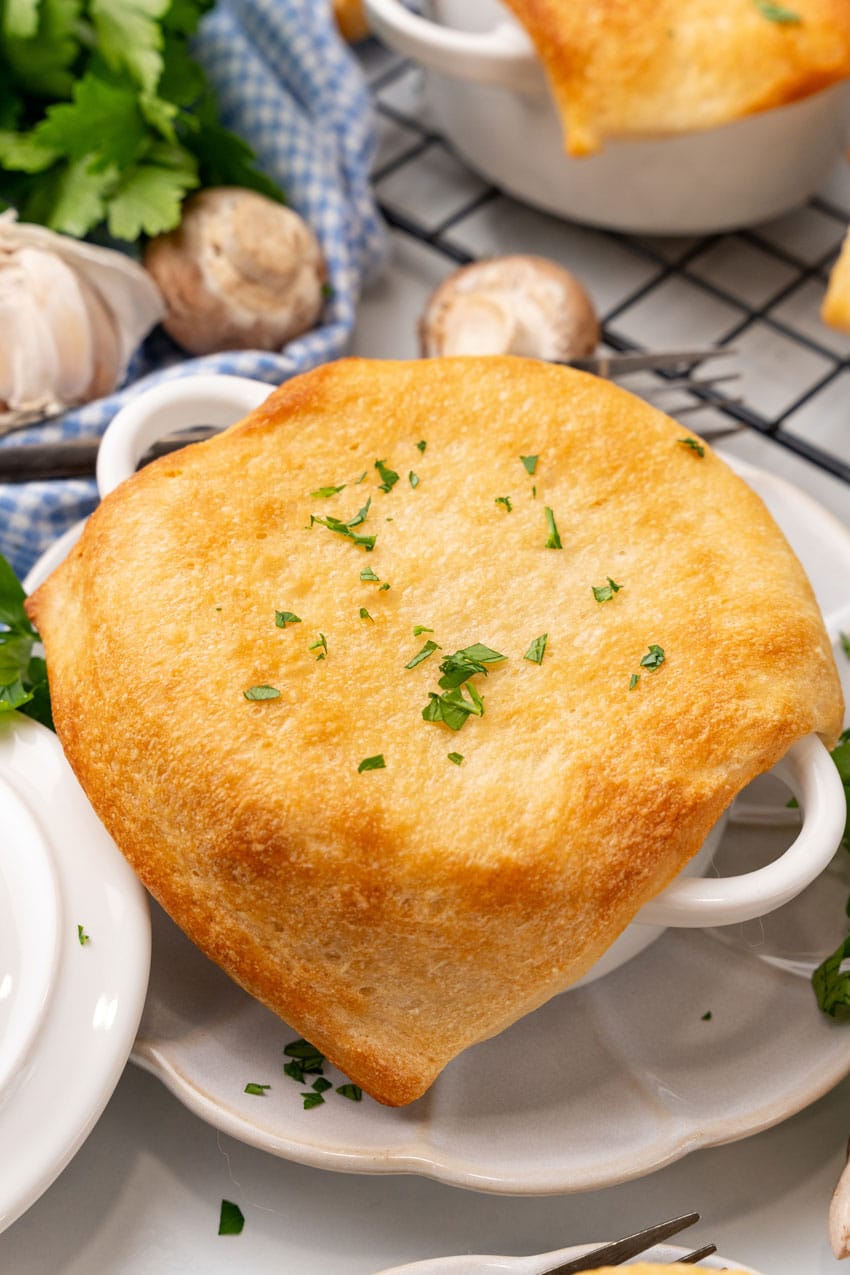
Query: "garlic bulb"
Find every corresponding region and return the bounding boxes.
[0,211,165,428]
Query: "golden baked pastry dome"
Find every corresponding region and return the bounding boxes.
[27,356,844,1106]
[500,0,850,154]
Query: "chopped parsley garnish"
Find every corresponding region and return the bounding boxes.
[359,608,374,622]
[244,685,281,701]
[358,753,386,773]
[409,471,420,488]
[311,497,376,551]
[416,440,427,453]
[275,611,301,628]
[218,1200,245,1236]
[284,1039,325,1074]
[405,639,441,669]
[413,625,434,636]
[360,566,380,582]
[0,553,52,729]
[524,634,548,664]
[311,1077,332,1093]
[355,471,367,484]
[520,454,539,475]
[77,924,90,946]
[701,1011,713,1021]
[423,683,484,731]
[840,632,850,660]
[375,459,400,493]
[437,643,506,689]
[379,582,391,591]
[677,437,705,458]
[421,644,506,732]
[311,484,346,498]
[640,644,666,671]
[302,1091,325,1109]
[309,633,328,661]
[754,0,801,21]
[244,1083,270,1096]
[592,578,623,603]
[544,507,562,550]
[447,752,464,766]
[629,673,641,690]
[495,496,513,512]
[337,1083,362,1101]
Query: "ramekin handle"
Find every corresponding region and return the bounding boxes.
[637,733,845,927]
[363,0,540,93]
[96,376,270,498]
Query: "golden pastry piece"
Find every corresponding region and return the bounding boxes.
[28,357,843,1106]
[333,0,368,42]
[822,228,850,333]
[501,0,850,154]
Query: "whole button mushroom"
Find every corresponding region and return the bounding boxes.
[144,188,327,356]
[419,255,599,362]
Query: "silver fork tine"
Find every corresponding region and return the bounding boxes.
[539,1212,701,1274]
[676,1243,719,1264]
[565,349,735,376]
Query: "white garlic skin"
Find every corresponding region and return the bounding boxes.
[144,188,328,357]
[0,211,165,428]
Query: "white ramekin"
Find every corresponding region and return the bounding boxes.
[364,0,850,234]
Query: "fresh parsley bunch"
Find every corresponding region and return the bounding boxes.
[0,555,52,730]
[0,0,283,242]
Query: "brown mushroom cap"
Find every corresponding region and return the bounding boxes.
[144,188,327,356]
[419,255,599,362]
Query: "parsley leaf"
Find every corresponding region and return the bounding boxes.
[447,752,463,766]
[813,934,850,1016]
[416,440,427,454]
[422,682,484,731]
[524,634,548,664]
[640,644,666,671]
[677,437,705,458]
[629,673,640,690]
[840,632,850,660]
[437,643,506,689]
[544,507,562,550]
[309,633,328,660]
[311,498,376,551]
[218,1199,244,1236]
[405,639,441,669]
[302,1090,325,1109]
[360,566,380,583]
[358,753,386,773]
[312,1076,332,1093]
[520,455,538,475]
[275,611,301,628]
[243,684,280,701]
[592,578,623,603]
[77,923,89,945]
[413,625,434,636]
[375,458,399,493]
[311,485,346,498]
[495,496,512,512]
[284,1038,324,1073]
[243,1082,270,1096]
[336,1083,362,1101]
[409,471,420,488]
[0,553,53,729]
[359,607,374,622]
[754,0,801,21]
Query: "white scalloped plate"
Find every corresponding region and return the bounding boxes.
[0,715,150,1234]
[21,454,850,1197]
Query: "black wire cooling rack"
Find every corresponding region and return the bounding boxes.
[361,45,850,488]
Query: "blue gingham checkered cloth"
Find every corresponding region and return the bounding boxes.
[0,0,386,581]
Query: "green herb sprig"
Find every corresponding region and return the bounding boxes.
[812,730,850,1016]
[421,643,506,732]
[0,554,52,729]
[0,0,283,242]
[310,498,376,551]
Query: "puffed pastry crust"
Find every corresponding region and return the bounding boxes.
[28,357,843,1105]
[501,0,850,154]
